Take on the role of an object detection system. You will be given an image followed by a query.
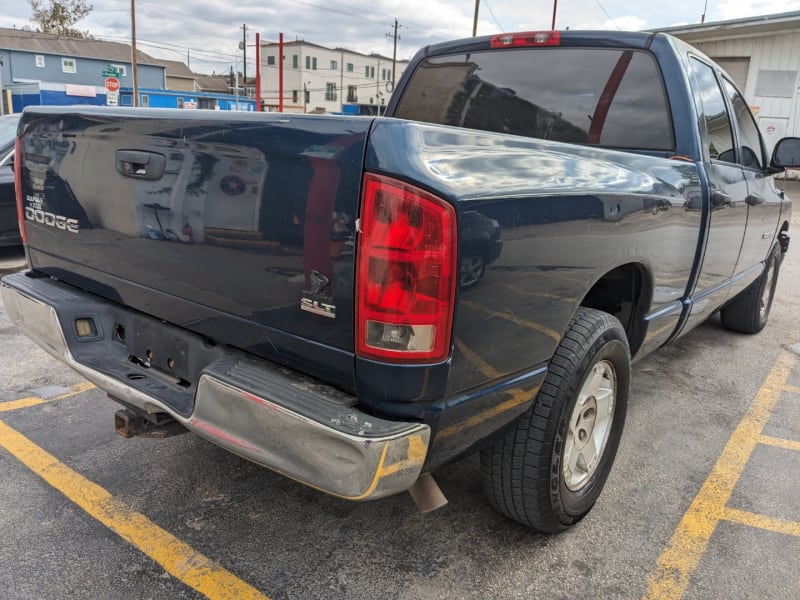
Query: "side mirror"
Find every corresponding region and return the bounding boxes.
[770,137,800,169]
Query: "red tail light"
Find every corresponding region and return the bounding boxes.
[14,136,27,245]
[356,174,457,363]
[490,31,560,48]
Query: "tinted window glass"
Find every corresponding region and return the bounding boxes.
[688,58,735,164]
[394,47,674,150]
[721,78,764,169]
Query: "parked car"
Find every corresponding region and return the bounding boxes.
[0,114,22,247]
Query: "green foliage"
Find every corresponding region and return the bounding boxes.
[29,0,93,38]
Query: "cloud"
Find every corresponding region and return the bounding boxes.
[717,0,800,20]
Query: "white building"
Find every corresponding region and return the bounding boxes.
[657,11,800,154]
[258,40,409,114]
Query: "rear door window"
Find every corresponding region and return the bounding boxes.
[394,47,674,151]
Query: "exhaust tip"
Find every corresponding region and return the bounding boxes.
[408,473,448,513]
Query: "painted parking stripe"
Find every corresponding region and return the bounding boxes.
[759,434,800,452]
[722,507,800,538]
[643,351,796,600]
[0,381,95,413]
[0,419,269,600]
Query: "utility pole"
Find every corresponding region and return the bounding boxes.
[131,0,139,107]
[551,0,558,30]
[241,24,247,94]
[386,18,401,90]
[472,0,479,36]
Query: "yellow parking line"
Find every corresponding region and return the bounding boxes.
[759,435,800,452]
[0,382,95,413]
[643,351,795,600]
[0,420,269,600]
[722,507,800,538]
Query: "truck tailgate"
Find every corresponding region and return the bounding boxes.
[17,107,373,390]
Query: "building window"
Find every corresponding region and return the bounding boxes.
[62,58,77,73]
[111,64,127,76]
[267,56,275,66]
[35,55,45,68]
[347,85,357,103]
[141,95,150,108]
[292,55,298,69]
[306,56,310,69]
[370,66,375,79]
[292,90,298,103]
[177,98,184,109]
[346,63,353,73]
[365,66,369,78]
[305,89,310,104]
[312,57,317,70]
[325,82,337,101]
[330,59,337,70]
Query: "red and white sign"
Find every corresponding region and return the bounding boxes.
[104,77,121,93]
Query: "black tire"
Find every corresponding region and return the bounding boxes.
[721,244,782,334]
[480,307,630,532]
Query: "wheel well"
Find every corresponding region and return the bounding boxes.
[579,263,651,357]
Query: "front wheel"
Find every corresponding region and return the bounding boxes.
[480,307,630,532]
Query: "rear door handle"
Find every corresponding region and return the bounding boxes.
[746,194,765,206]
[710,189,732,208]
[116,150,166,181]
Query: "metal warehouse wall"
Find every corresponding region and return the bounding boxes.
[689,31,800,152]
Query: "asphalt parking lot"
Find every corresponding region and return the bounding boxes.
[1,182,799,599]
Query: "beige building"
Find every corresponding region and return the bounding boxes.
[657,11,800,155]
[259,40,408,114]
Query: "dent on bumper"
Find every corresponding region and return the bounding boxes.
[1,274,430,500]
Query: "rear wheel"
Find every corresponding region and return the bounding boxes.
[721,244,782,334]
[480,307,630,532]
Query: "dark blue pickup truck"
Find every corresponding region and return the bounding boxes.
[2,30,797,532]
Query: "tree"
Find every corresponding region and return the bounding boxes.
[29,0,93,38]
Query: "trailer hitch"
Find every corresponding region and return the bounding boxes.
[114,408,188,439]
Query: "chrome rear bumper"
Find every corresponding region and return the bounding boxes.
[1,273,430,500]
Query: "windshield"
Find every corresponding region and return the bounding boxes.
[394,47,675,151]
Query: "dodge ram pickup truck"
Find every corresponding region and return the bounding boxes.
[3,30,798,533]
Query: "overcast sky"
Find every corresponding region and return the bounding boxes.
[2,0,800,74]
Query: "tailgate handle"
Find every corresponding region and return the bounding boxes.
[116,150,166,181]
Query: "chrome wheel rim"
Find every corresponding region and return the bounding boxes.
[759,258,776,321]
[563,360,616,492]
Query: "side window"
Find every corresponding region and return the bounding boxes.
[721,78,764,170]
[689,58,735,164]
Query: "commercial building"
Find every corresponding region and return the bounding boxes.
[0,26,164,112]
[258,40,409,114]
[657,11,800,154]
[0,27,254,113]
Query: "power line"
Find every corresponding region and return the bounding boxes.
[595,0,622,30]
[482,0,504,32]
